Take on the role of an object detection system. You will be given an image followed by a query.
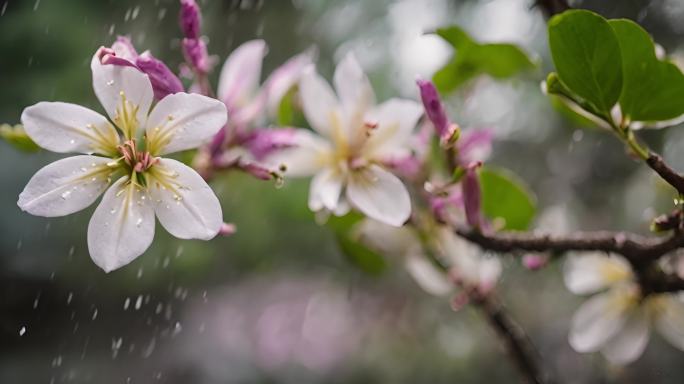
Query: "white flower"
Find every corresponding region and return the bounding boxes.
[564,253,684,364]
[270,53,423,227]
[356,220,500,296]
[17,49,227,272]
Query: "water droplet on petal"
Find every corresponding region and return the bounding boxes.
[61,190,71,200]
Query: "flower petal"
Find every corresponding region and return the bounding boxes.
[654,295,684,351]
[405,254,452,296]
[308,168,344,212]
[364,98,423,158]
[145,92,227,155]
[265,129,331,177]
[18,155,115,217]
[91,50,153,131]
[347,165,411,227]
[264,49,315,117]
[21,102,119,155]
[217,39,267,109]
[601,309,650,365]
[299,68,340,137]
[87,176,155,272]
[148,159,222,240]
[333,53,374,133]
[354,218,420,257]
[569,291,630,353]
[564,253,633,295]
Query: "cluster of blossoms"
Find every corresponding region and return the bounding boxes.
[14,0,684,369]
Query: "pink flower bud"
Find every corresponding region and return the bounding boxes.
[182,38,213,74]
[96,46,137,68]
[241,128,297,161]
[219,222,237,237]
[522,254,549,271]
[462,161,483,229]
[417,79,456,145]
[136,52,184,100]
[179,0,201,39]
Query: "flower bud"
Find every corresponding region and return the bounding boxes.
[241,128,297,160]
[179,0,201,39]
[182,38,213,74]
[136,52,185,100]
[219,222,237,237]
[417,79,456,146]
[462,161,483,229]
[522,254,549,271]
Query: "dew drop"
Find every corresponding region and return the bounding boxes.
[135,217,143,227]
[61,190,71,200]
[110,208,117,214]
[69,139,76,145]
[106,80,115,86]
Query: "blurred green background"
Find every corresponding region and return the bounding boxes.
[2,0,684,383]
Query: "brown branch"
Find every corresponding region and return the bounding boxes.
[534,0,570,18]
[472,294,554,384]
[646,153,684,195]
[455,227,684,294]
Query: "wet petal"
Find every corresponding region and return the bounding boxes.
[21,102,119,155]
[564,253,633,295]
[347,165,411,227]
[655,295,684,351]
[299,68,340,137]
[217,39,267,109]
[333,53,375,134]
[87,177,155,272]
[601,309,650,365]
[145,92,227,155]
[308,168,344,212]
[18,155,114,217]
[148,158,222,240]
[91,50,153,134]
[569,291,630,353]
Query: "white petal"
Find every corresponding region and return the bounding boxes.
[601,309,650,365]
[18,155,114,217]
[354,218,420,257]
[299,68,340,137]
[346,165,411,227]
[264,49,315,117]
[87,177,155,272]
[91,51,153,131]
[148,159,222,240]
[405,254,452,296]
[217,39,267,108]
[21,102,119,155]
[569,291,631,353]
[655,296,684,351]
[333,53,375,127]
[145,92,227,155]
[364,98,423,158]
[266,129,331,177]
[478,257,502,289]
[308,168,344,212]
[563,252,633,295]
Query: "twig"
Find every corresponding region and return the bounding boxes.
[455,227,684,294]
[646,153,684,195]
[472,294,553,384]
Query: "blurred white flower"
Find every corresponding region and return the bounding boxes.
[564,253,684,364]
[17,48,227,272]
[356,219,500,296]
[270,53,423,226]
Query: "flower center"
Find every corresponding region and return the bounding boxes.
[117,139,158,173]
[114,91,140,140]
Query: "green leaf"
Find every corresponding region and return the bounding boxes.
[609,19,684,123]
[548,10,623,115]
[433,26,536,93]
[0,124,40,152]
[479,167,536,231]
[327,214,386,275]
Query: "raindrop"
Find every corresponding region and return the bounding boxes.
[92,308,98,320]
[157,8,167,20]
[1,2,7,16]
[33,0,40,11]
[155,302,163,314]
[33,292,41,309]
[175,246,183,258]
[66,292,73,305]
[135,295,143,310]
[124,8,131,22]
[19,326,26,336]
[51,355,62,367]
[131,6,140,20]
[108,24,115,35]
[111,337,123,359]
[572,129,584,142]
[123,297,131,310]
[172,322,182,336]
[137,267,144,279]
[142,337,156,358]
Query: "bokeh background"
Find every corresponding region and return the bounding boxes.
[2,0,684,383]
